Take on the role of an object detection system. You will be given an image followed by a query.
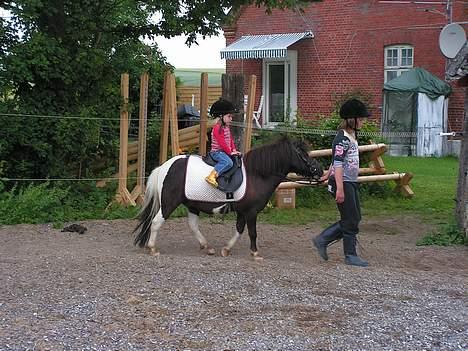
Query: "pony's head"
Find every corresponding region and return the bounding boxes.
[289,138,323,181]
[244,136,322,180]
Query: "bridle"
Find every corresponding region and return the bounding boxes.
[290,145,322,185]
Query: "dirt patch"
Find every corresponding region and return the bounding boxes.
[1,215,467,350]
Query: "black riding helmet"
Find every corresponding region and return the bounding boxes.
[339,98,371,138]
[339,99,371,119]
[210,98,239,118]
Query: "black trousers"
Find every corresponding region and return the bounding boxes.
[329,180,361,237]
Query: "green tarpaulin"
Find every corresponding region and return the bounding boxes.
[383,67,452,99]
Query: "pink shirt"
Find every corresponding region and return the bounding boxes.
[211,123,236,154]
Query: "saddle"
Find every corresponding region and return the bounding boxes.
[202,153,244,193]
[184,155,246,203]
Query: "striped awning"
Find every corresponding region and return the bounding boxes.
[220,32,314,60]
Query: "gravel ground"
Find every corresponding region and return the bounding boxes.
[1,216,467,351]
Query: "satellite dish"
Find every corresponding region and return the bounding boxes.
[439,23,466,59]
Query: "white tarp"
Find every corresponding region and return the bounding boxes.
[416,93,447,157]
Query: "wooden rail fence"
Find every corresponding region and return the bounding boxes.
[275,143,414,208]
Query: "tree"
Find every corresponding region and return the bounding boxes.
[0,0,317,182]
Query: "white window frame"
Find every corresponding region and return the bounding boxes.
[384,45,414,83]
[262,50,298,127]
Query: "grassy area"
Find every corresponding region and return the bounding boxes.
[258,155,459,227]
[366,155,459,219]
[175,68,224,86]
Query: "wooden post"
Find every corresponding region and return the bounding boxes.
[159,71,171,163]
[116,73,135,206]
[394,172,414,197]
[131,71,148,204]
[169,73,180,156]
[243,75,256,153]
[369,144,387,174]
[456,88,468,235]
[199,72,209,156]
[222,73,244,151]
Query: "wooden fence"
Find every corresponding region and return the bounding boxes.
[275,143,414,208]
[178,86,222,109]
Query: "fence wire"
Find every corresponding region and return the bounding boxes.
[0,111,458,183]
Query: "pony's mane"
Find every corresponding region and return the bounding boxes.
[244,136,299,177]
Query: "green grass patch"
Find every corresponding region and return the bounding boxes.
[371,155,459,221]
[175,68,224,86]
[417,223,467,246]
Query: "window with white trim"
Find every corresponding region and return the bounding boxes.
[384,45,414,82]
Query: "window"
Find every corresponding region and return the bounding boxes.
[384,45,413,82]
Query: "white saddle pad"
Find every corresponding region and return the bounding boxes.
[185,155,247,203]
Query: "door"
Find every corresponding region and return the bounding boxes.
[263,51,297,126]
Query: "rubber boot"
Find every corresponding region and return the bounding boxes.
[343,234,368,267]
[312,222,342,261]
[205,169,218,188]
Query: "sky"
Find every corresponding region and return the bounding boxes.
[0,7,227,70]
[154,34,226,69]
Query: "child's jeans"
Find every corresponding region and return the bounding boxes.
[210,150,233,176]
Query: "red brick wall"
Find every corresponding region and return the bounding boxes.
[224,0,465,131]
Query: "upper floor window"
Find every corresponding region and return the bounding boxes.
[384,45,413,82]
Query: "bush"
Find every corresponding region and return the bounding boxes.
[0,182,69,224]
[0,180,138,225]
[417,223,467,246]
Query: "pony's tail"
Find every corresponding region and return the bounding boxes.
[133,167,161,247]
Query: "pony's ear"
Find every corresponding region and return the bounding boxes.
[293,138,310,153]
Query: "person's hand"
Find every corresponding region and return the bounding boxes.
[231,150,241,156]
[319,174,328,182]
[335,189,345,203]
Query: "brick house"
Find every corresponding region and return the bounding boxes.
[220,0,466,153]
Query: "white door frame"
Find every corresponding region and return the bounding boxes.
[262,50,298,127]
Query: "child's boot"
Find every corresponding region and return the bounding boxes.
[205,170,218,188]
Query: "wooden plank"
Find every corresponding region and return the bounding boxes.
[277,173,413,190]
[179,119,216,137]
[179,130,200,142]
[117,73,129,202]
[179,137,200,148]
[178,86,222,108]
[222,73,244,153]
[199,73,209,156]
[309,143,387,158]
[159,71,171,163]
[243,75,256,153]
[369,145,387,174]
[127,162,138,174]
[456,88,468,234]
[287,166,386,180]
[127,152,139,162]
[137,72,148,194]
[169,73,180,156]
[394,172,414,197]
[115,187,136,206]
[128,142,139,153]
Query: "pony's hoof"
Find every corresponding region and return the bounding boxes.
[207,248,216,255]
[149,248,160,257]
[251,251,264,261]
[221,247,230,257]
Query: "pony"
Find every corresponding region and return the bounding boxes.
[134,136,323,260]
